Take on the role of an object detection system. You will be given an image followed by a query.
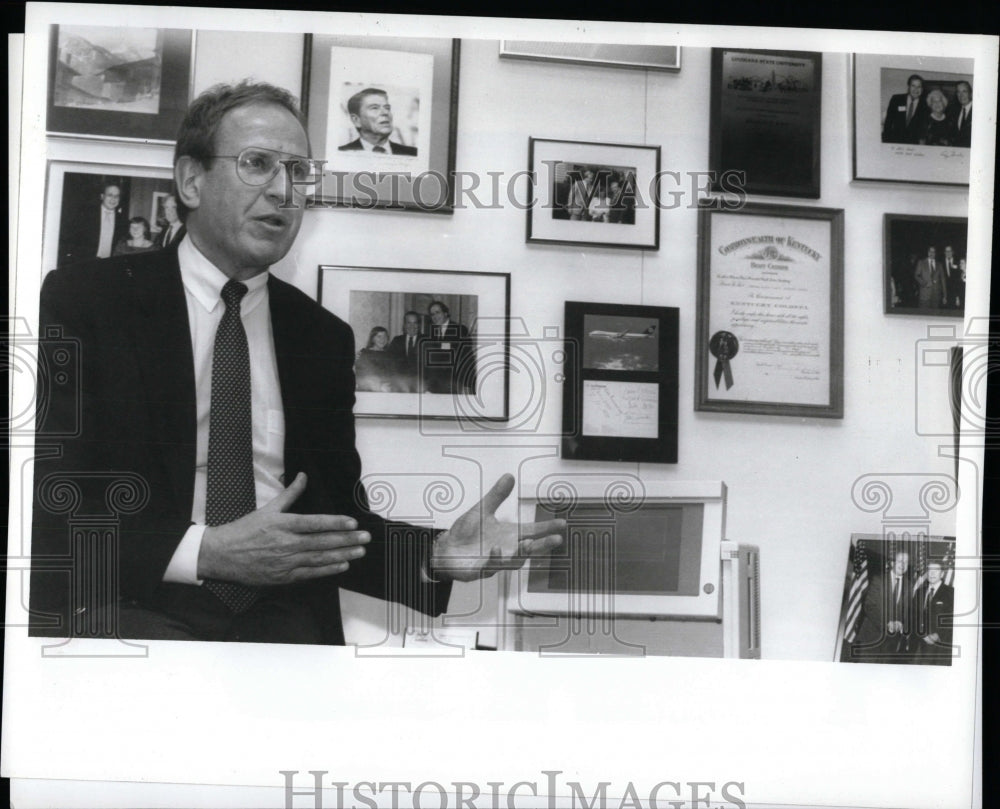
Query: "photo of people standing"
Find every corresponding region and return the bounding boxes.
[885,215,967,317]
[349,291,478,394]
[880,69,973,148]
[550,162,637,224]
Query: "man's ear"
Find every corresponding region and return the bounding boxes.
[174,155,204,212]
[349,114,360,130]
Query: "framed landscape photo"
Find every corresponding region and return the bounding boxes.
[709,48,822,198]
[835,534,956,666]
[884,214,967,317]
[695,202,844,418]
[853,53,974,185]
[561,301,679,464]
[43,161,176,273]
[47,24,194,142]
[527,138,660,250]
[317,265,510,420]
[302,35,459,213]
[499,41,680,72]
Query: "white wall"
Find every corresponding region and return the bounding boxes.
[53,33,967,660]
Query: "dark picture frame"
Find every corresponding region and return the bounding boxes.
[852,54,973,186]
[317,265,510,421]
[499,41,680,72]
[709,48,822,199]
[695,202,844,418]
[527,138,660,250]
[302,35,460,213]
[46,25,194,143]
[883,214,968,318]
[561,301,679,463]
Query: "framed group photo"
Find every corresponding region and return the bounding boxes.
[527,138,660,250]
[709,48,822,198]
[561,301,680,464]
[43,161,177,273]
[884,214,968,317]
[853,53,974,185]
[46,24,194,142]
[695,202,844,418]
[302,35,460,212]
[317,265,510,421]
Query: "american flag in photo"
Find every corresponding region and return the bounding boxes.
[844,539,869,643]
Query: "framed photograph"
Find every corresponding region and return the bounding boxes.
[527,138,660,250]
[853,54,974,185]
[302,35,459,213]
[43,161,176,272]
[709,48,822,198]
[46,24,194,143]
[317,265,510,420]
[695,202,844,418]
[835,534,956,666]
[499,41,680,72]
[561,301,679,463]
[884,214,968,317]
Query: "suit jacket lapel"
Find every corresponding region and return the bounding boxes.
[123,246,197,514]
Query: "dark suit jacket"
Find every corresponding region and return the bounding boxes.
[59,204,128,267]
[426,322,476,395]
[913,582,954,663]
[338,137,418,156]
[915,258,946,308]
[882,93,927,144]
[29,245,450,643]
[852,571,915,662]
[156,222,187,249]
[951,104,972,148]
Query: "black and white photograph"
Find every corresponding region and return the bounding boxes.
[46,24,193,141]
[884,214,968,317]
[318,265,510,419]
[854,53,974,184]
[582,314,659,371]
[836,534,956,666]
[44,161,176,270]
[527,138,659,248]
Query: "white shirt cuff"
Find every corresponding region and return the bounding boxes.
[162,524,206,584]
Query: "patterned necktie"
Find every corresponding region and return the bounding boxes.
[203,280,260,613]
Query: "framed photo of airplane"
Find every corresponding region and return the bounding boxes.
[561,301,679,463]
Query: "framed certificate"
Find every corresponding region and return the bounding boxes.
[562,301,679,463]
[709,48,822,199]
[695,203,844,418]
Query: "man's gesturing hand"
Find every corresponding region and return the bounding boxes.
[198,472,369,585]
[428,474,565,582]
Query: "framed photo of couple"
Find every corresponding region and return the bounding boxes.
[853,53,974,186]
[317,265,510,421]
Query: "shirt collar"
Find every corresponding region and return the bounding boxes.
[360,138,391,154]
[178,236,269,316]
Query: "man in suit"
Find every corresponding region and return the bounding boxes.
[388,310,425,392]
[338,88,418,156]
[913,560,954,665]
[156,193,187,248]
[425,300,476,395]
[951,80,972,148]
[30,80,561,644]
[59,180,128,266]
[882,74,927,144]
[852,549,915,663]
[941,245,961,309]
[915,246,947,309]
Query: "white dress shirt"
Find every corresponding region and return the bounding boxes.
[97,207,116,258]
[162,236,286,584]
[358,138,395,154]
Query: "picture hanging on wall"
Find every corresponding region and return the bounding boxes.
[317,265,510,421]
[302,35,460,213]
[561,301,680,463]
[853,53,973,186]
[46,24,194,143]
[695,202,844,418]
[835,534,957,666]
[42,161,176,273]
[883,213,968,317]
[499,41,681,72]
[709,48,822,198]
[526,138,661,250]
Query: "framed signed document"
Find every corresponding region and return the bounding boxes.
[710,48,822,198]
[562,301,679,463]
[695,203,844,418]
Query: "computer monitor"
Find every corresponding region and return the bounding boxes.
[514,478,727,619]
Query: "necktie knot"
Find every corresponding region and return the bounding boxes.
[222,280,249,311]
[373,145,387,154]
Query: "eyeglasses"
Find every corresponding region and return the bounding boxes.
[207,146,317,190]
